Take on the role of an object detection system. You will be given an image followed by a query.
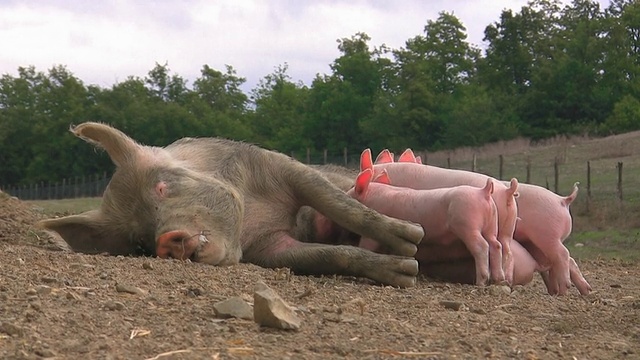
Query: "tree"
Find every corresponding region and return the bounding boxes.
[192,65,252,140]
[249,64,310,153]
[305,33,390,156]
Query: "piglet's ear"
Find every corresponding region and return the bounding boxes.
[415,156,422,164]
[374,149,394,164]
[71,122,143,168]
[37,210,141,255]
[354,168,374,197]
[360,149,374,172]
[398,149,416,163]
[373,169,391,185]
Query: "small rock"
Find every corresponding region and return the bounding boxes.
[115,283,146,296]
[574,243,584,247]
[41,276,57,284]
[35,349,56,358]
[70,263,94,269]
[36,285,52,296]
[25,288,37,296]
[531,326,544,332]
[440,300,466,311]
[142,261,153,270]
[0,322,23,337]
[104,301,126,311]
[253,281,301,330]
[213,297,254,320]
[99,272,109,280]
[488,285,512,296]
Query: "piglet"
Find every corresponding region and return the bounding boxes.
[502,181,591,295]
[348,162,503,286]
[370,149,519,286]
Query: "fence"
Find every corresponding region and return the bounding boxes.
[0,150,636,208]
[1,173,111,200]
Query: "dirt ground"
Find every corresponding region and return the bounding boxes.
[1,193,639,359]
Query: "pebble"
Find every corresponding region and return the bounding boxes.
[115,283,146,296]
[104,301,126,311]
[69,263,94,270]
[25,288,37,296]
[41,276,57,284]
[142,261,153,270]
[488,285,512,296]
[440,300,466,311]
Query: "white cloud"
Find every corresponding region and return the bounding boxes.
[0,0,612,91]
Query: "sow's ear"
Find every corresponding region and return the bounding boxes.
[37,210,141,256]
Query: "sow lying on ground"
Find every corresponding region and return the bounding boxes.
[38,122,424,288]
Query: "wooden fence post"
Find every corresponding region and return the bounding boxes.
[323,149,328,164]
[526,157,531,184]
[306,148,311,164]
[343,147,348,167]
[447,157,451,169]
[471,154,477,172]
[554,157,559,193]
[499,154,504,180]
[586,161,591,213]
[617,162,623,203]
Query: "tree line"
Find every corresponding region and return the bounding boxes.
[1,0,638,187]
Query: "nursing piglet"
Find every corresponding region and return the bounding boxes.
[370,149,519,286]
[348,166,502,286]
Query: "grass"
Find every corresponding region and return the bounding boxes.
[26,197,102,216]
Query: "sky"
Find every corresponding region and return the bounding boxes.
[0,0,612,92]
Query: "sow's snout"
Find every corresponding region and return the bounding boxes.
[155,230,203,260]
[153,196,244,266]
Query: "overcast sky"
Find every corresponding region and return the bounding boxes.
[0,0,611,92]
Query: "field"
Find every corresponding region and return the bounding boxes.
[2,132,640,359]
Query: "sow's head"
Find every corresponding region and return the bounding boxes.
[38,122,243,266]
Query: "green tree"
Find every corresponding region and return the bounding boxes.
[192,64,252,140]
[305,33,390,156]
[249,64,310,153]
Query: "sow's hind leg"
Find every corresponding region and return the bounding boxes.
[285,160,424,256]
[244,231,419,288]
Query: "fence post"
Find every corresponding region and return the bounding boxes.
[586,161,591,213]
[554,157,559,193]
[526,157,531,184]
[499,154,504,180]
[323,149,328,164]
[471,154,477,172]
[343,147,348,167]
[617,162,623,203]
[306,148,310,164]
[447,157,451,169]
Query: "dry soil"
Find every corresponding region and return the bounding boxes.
[1,193,639,359]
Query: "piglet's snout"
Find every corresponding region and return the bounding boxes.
[156,230,202,260]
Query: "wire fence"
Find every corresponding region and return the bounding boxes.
[0,149,634,209]
[1,173,111,200]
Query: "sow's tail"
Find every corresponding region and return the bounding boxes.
[563,182,580,207]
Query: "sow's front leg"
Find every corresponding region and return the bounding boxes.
[244,232,419,288]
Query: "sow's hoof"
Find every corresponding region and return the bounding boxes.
[358,254,419,288]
